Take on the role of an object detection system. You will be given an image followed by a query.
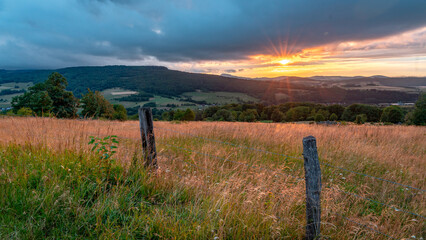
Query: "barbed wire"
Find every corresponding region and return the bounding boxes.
[333,212,398,240]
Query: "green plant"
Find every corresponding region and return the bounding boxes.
[88,135,119,179]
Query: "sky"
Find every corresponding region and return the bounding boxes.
[0,0,426,77]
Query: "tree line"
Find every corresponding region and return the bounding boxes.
[2,72,425,125]
[160,96,426,125]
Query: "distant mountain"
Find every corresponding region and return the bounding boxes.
[0,66,424,104]
[309,76,365,81]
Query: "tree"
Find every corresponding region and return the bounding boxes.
[11,72,78,118]
[182,109,195,121]
[238,109,258,122]
[286,106,310,121]
[81,89,114,119]
[212,109,234,121]
[329,113,338,121]
[314,113,325,122]
[355,114,367,124]
[380,106,404,123]
[412,93,426,125]
[113,104,127,121]
[271,109,285,122]
[342,104,382,122]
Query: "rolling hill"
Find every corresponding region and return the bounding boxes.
[0,66,424,108]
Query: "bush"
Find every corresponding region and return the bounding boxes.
[212,109,234,121]
[112,104,127,121]
[314,113,325,122]
[17,107,34,116]
[329,113,338,121]
[355,114,367,124]
[380,105,404,123]
[271,109,285,122]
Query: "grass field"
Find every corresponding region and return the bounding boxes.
[0,117,424,239]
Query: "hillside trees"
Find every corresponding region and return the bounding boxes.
[11,72,78,118]
[412,93,426,125]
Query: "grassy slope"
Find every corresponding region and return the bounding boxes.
[0,117,424,239]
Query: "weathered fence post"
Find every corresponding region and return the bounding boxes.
[138,107,158,169]
[303,136,321,240]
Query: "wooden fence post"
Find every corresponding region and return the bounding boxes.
[303,136,321,240]
[138,107,158,169]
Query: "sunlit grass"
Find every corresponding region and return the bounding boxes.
[0,117,424,239]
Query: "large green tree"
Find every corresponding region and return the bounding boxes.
[81,89,114,119]
[12,72,78,118]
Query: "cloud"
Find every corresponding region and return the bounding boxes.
[0,0,426,69]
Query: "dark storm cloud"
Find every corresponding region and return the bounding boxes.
[0,0,426,69]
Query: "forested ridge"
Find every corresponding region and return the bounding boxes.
[0,66,423,104]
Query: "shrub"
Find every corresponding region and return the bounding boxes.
[314,113,325,122]
[17,107,34,116]
[380,105,404,123]
[355,114,367,124]
[329,113,338,121]
[271,109,285,122]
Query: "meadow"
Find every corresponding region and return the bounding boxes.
[0,117,424,239]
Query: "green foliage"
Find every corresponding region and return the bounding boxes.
[0,88,25,96]
[112,104,127,121]
[412,93,426,125]
[238,109,258,122]
[380,105,404,123]
[212,109,235,121]
[314,113,325,122]
[355,114,367,124]
[17,107,34,116]
[285,106,310,121]
[11,72,78,118]
[342,104,382,122]
[162,111,170,121]
[81,89,114,119]
[271,109,285,122]
[329,113,338,121]
[182,109,195,121]
[88,135,119,179]
[143,102,157,108]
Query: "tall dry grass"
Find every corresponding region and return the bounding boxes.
[0,116,424,239]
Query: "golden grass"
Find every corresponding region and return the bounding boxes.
[0,116,425,239]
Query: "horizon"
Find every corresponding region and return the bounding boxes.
[1,1,426,78]
[1,65,426,79]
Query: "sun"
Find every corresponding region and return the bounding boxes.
[278,59,291,65]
